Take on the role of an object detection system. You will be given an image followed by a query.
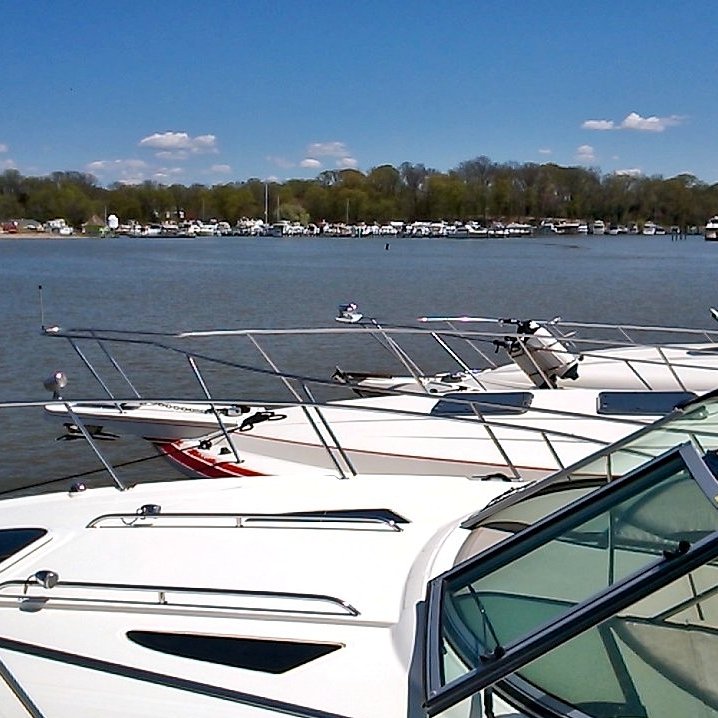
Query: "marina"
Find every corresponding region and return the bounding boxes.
[2,233,718,716]
[1,216,707,239]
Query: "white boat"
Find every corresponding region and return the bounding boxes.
[552,220,581,235]
[4,388,718,717]
[40,317,712,482]
[590,219,606,235]
[504,222,533,237]
[45,387,694,480]
[465,222,488,238]
[335,314,718,395]
[705,215,718,241]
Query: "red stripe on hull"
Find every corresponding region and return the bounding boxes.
[154,441,265,478]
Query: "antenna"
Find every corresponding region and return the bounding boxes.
[38,284,45,329]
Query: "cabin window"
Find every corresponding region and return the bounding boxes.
[127,631,341,673]
[0,529,47,562]
[597,391,696,416]
[430,392,533,417]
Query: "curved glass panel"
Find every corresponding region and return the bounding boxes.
[425,444,718,716]
[574,398,718,482]
[442,457,711,669]
[459,394,718,542]
[498,560,718,718]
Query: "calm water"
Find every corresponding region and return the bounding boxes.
[2,233,717,492]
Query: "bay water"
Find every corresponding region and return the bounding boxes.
[1,233,716,492]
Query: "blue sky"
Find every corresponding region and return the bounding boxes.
[3,1,717,186]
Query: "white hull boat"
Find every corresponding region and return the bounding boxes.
[335,343,718,395]
[40,314,718,480]
[5,390,718,717]
[334,314,718,395]
[46,388,695,480]
[705,215,718,241]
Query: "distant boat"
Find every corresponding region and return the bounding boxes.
[553,220,581,234]
[704,216,718,241]
[505,222,533,237]
[590,219,606,235]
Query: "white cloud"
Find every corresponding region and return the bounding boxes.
[620,111,682,132]
[300,158,322,168]
[575,144,596,162]
[153,167,184,180]
[0,158,16,169]
[307,141,349,157]
[139,131,218,154]
[615,168,643,177]
[582,112,684,133]
[87,159,148,172]
[538,148,552,155]
[155,150,189,160]
[337,156,358,168]
[0,143,8,153]
[582,119,615,131]
[209,164,231,174]
[85,159,149,184]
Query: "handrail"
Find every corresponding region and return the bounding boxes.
[0,579,360,617]
[40,332,718,407]
[32,316,718,490]
[43,318,718,340]
[86,512,404,532]
[42,322,718,390]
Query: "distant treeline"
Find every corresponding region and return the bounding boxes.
[1,157,717,228]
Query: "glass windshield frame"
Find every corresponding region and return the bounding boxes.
[460,393,718,532]
[423,442,718,716]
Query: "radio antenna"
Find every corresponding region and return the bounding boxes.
[38,284,45,329]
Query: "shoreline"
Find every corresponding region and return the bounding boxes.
[0,232,95,240]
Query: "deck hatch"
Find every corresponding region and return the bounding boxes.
[596,391,696,416]
[430,392,533,417]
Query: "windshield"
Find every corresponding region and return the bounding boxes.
[425,443,718,717]
[459,394,718,544]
